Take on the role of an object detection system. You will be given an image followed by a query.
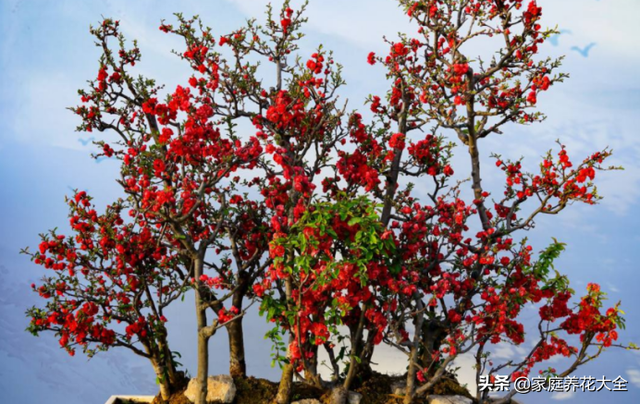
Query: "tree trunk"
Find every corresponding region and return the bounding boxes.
[162,343,182,388]
[151,358,173,402]
[196,330,210,404]
[302,343,324,388]
[156,330,182,389]
[195,257,210,404]
[274,271,295,404]
[418,321,447,373]
[228,272,248,378]
[274,360,294,404]
[404,295,425,404]
[144,336,180,402]
[407,321,448,403]
[227,316,247,378]
[404,352,418,404]
[341,306,369,394]
[467,139,490,230]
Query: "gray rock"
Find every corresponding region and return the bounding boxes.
[291,400,322,404]
[489,399,524,404]
[390,380,407,395]
[429,395,473,404]
[104,396,153,404]
[183,375,236,403]
[348,391,363,404]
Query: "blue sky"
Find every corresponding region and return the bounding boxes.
[1,0,639,403]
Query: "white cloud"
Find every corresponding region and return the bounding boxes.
[607,283,620,294]
[492,344,528,361]
[541,0,640,63]
[223,0,412,50]
[626,368,640,388]
[551,391,576,401]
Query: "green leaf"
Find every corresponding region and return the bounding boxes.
[347,217,362,226]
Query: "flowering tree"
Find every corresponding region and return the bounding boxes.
[28,2,354,403]
[157,3,354,403]
[238,0,636,403]
[27,14,275,404]
[24,194,184,400]
[333,1,634,403]
[25,1,637,404]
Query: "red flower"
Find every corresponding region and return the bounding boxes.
[281,18,291,32]
[527,91,537,104]
[310,322,330,345]
[443,165,454,176]
[367,52,376,65]
[159,127,173,144]
[452,63,469,75]
[389,133,406,150]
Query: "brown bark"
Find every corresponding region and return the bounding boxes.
[403,296,424,404]
[274,360,294,404]
[143,331,181,402]
[327,306,368,404]
[195,331,209,404]
[227,316,247,378]
[151,358,173,402]
[343,309,365,391]
[274,277,295,404]
[194,257,210,404]
[303,343,323,387]
[162,343,182,388]
[468,139,490,230]
[380,82,409,227]
[228,272,249,378]
[419,321,447,372]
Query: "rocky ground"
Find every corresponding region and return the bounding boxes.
[143,371,476,404]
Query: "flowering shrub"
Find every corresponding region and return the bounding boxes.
[24,194,184,400]
[24,1,636,404]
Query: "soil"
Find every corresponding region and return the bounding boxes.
[347,372,474,404]
[142,371,475,404]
